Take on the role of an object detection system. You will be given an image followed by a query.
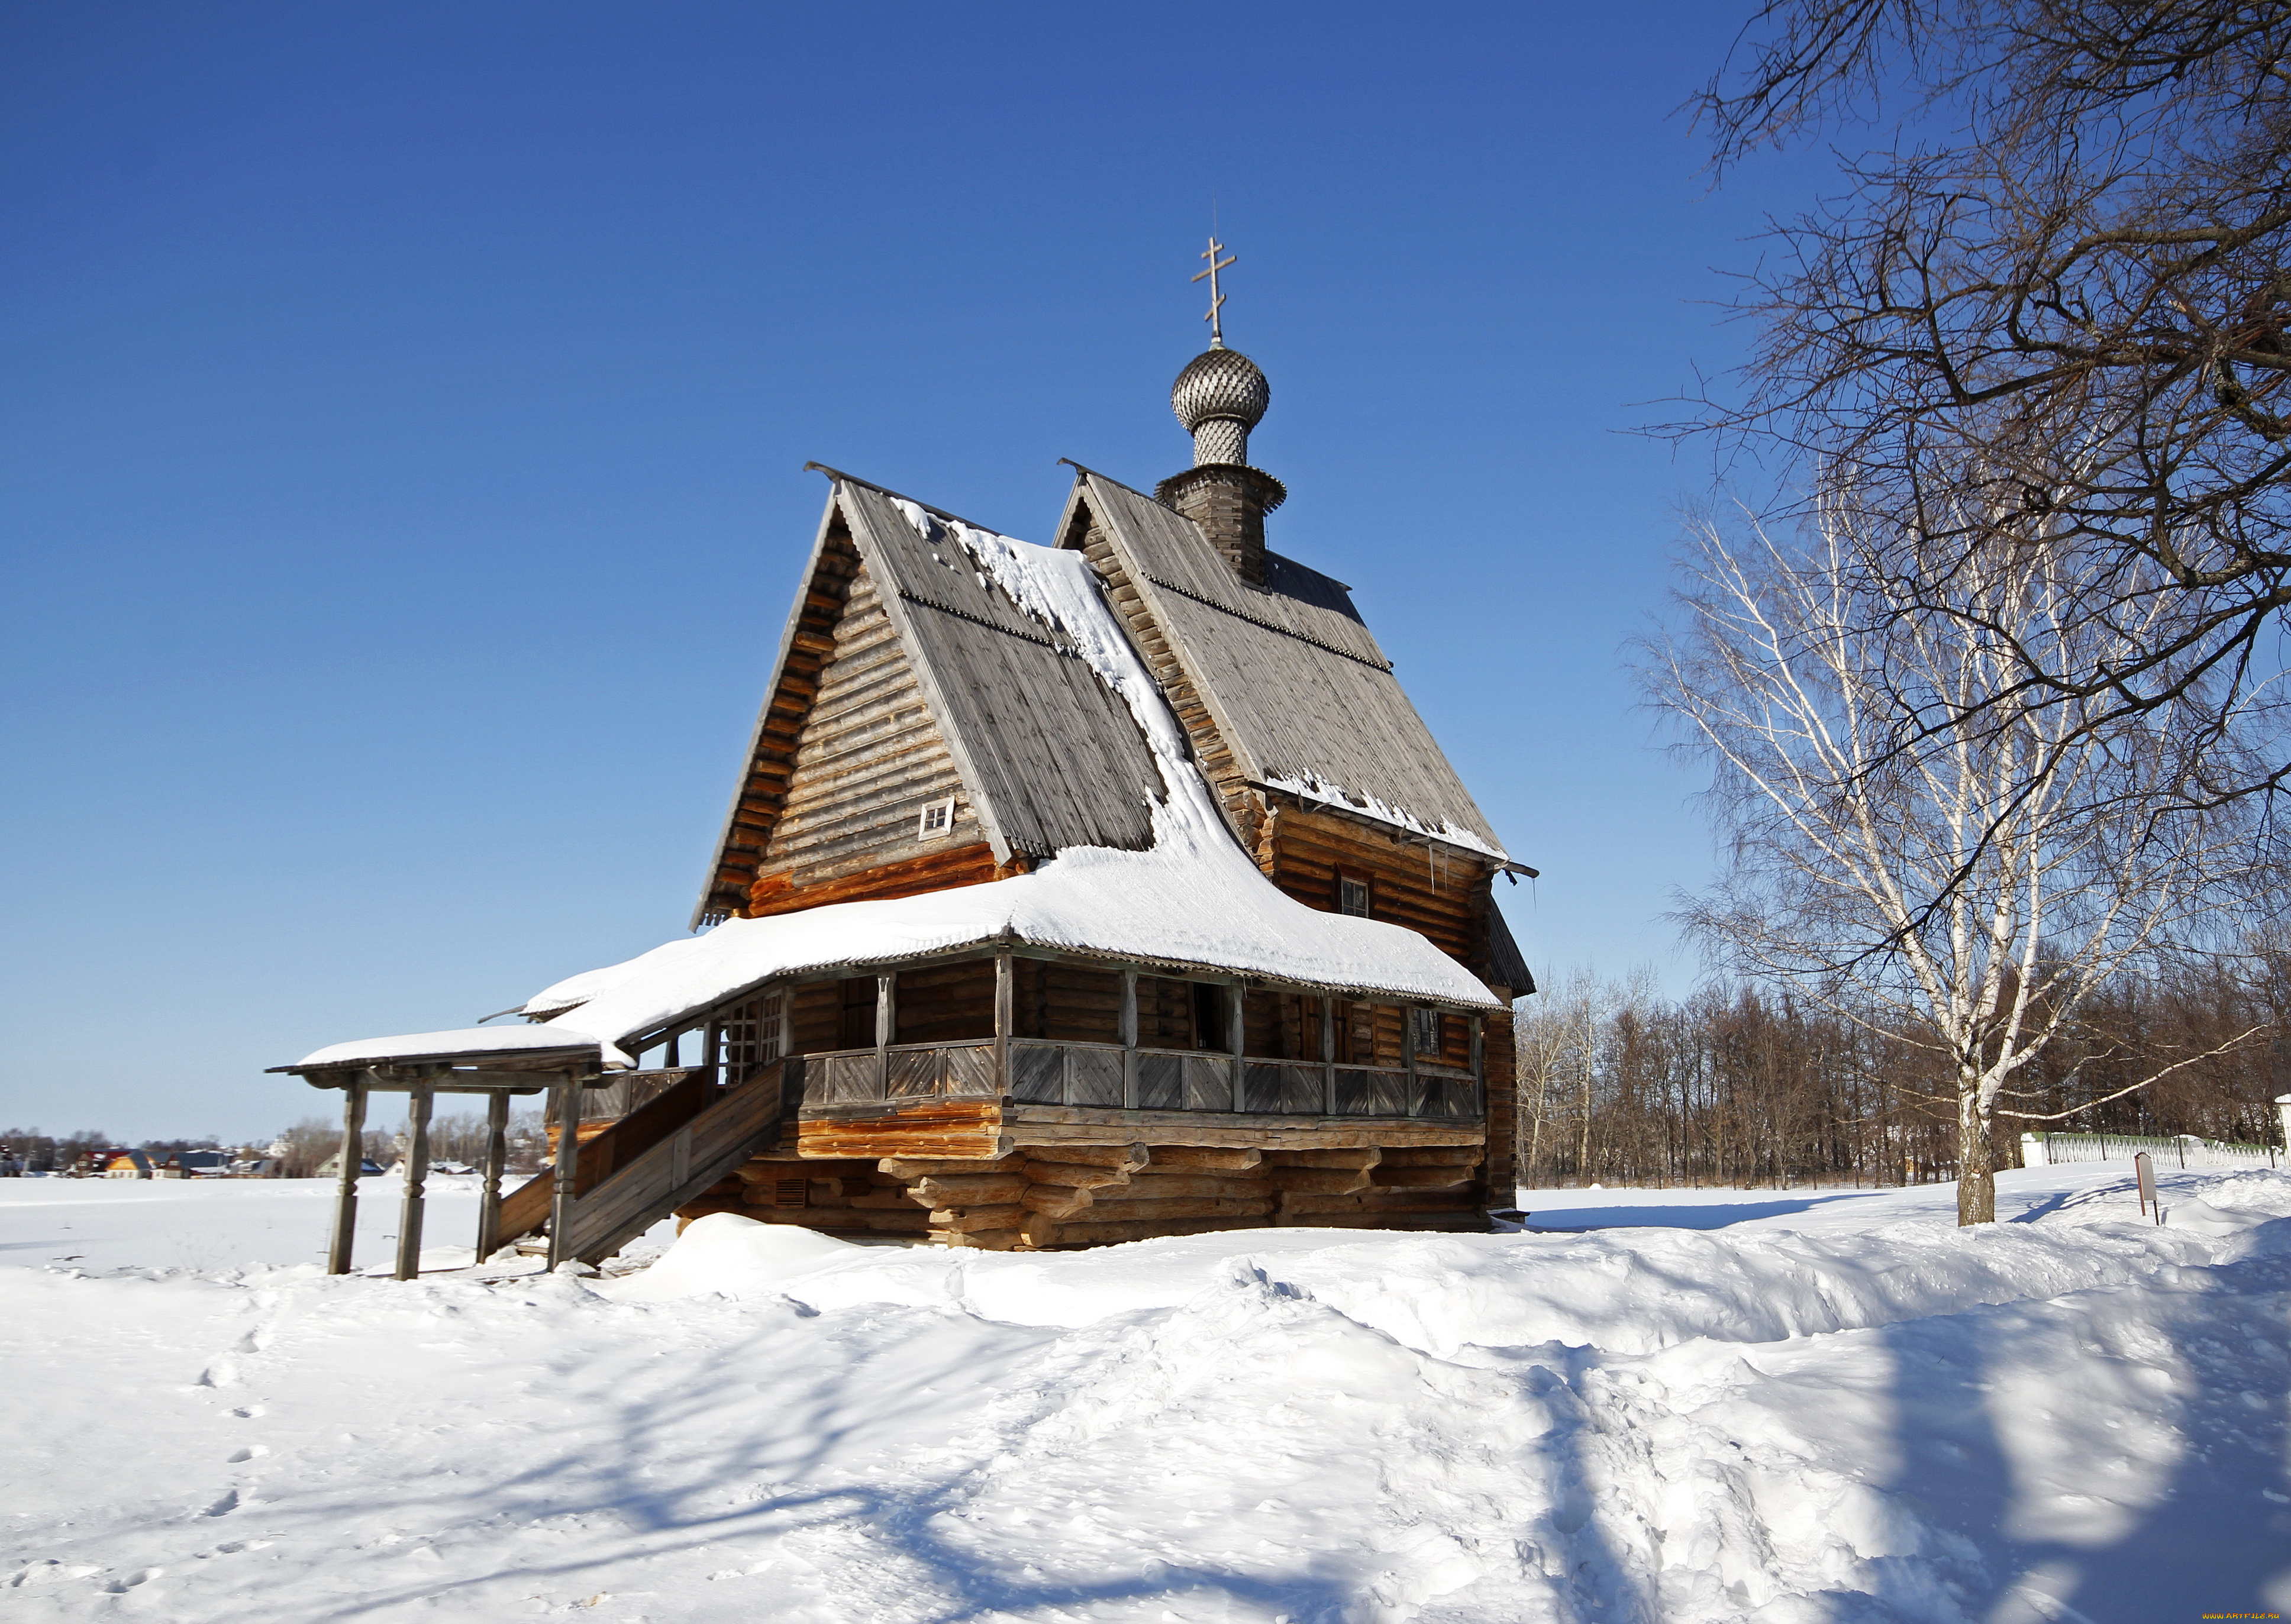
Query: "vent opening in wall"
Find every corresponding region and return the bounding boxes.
[918,798,955,840]
[773,1179,808,1207]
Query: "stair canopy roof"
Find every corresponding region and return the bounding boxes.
[270,1022,625,1078]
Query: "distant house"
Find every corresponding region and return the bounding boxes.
[101,1151,151,1179]
[172,1151,233,1177]
[314,1152,385,1179]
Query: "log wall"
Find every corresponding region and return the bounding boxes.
[676,1137,1490,1249]
[1483,1006,1516,1207]
[747,552,979,899]
[1265,803,1485,965]
[895,960,997,1045]
[1011,959,1122,1044]
[1136,976,1206,1048]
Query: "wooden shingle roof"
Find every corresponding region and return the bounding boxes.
[692,475,1165,926]
[1056,471,1509,860]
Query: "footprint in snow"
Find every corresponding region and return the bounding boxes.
[102,1568,162,1593]
[205,1490,239,1517]
[225,1445,267,1464]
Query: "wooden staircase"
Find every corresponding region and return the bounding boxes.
[494,1064,784,1265]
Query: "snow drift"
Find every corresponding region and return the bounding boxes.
[5,1163,2285,1622]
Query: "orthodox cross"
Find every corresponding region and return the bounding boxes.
[1192,237,1235,346]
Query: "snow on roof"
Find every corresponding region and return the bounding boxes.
[522,517,1499,1042]
[289,1024,625,1072]
[1258,771,1512,863]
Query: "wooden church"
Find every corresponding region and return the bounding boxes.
[276,247,1535,1271]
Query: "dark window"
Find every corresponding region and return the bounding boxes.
[1411,1008,1444,1057]
[1192,983,1230,1051]
[1339,877,1371,917]
[839,978,878,1049]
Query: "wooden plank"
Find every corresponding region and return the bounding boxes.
[474,1090,509,1263]
[394,1082,434,1281]
[546,1073,581,1268]
[572,1071,786,1261]
[1078,1194,1274,1223]
[1137,1145,1261,1171]
[909,1173,1028,1205]
[327,1079,366,1276]
[1048,1215,1271,1247]
[796,1100,1007,1161]
[1099,1173,1270,1200]
[1001,1105,1481,1148]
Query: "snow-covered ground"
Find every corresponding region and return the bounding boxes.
[2,1165,2285,1622]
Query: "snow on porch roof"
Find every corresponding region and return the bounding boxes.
[518,822,1502,1049]
[277,1023,620,1074]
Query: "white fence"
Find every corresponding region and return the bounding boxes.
[2021,1131,2279,1171]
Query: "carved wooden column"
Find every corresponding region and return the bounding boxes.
[1228,983,1245,1111]
[394,1079,435,1281]
[327,1077,368,1276]
[875,974,895,1099]
[546,1071,582,1269]
[994,953,1013,1097]
[1120,968,1139,1109]
[473,1090,511,1264]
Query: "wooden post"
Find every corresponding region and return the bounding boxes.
[327,1077,368,1276]
[1120,968,1139,1109]
[1404,1006,1421,1117]
[664,1029,682,1068]
[994,953,1013,1097]
[473,1090,510,1263]
[1470,1012,1486,1117]
[704,1018,722,1093]
[876,973,895,1099]
[1321,996,1337,1116]
[1228,983,1245,1112]
[547,1072,582,1269]
[395,1079,435,1281]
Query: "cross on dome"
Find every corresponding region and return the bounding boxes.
[1192,237,1235,347]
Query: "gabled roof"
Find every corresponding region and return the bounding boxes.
[1056,471,1509,860]
[693,474,1167,927]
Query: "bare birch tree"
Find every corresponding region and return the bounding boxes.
[1679,1,2291,823]
[1651,499,2262,1222]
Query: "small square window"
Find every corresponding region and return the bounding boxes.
[1339,877,1370,918]
[917,798,955,839]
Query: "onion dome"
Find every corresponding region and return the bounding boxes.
[1172,346,1270,467]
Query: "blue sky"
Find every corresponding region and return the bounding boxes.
[1,2,1827,1139]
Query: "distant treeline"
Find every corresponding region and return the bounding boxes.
[269,1113,546,1178]
[0,1130,227,1174]
[1515,959,2289,1189]
[2,1112,547,1177]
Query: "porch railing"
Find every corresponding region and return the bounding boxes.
[785,1039,1481,1121]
